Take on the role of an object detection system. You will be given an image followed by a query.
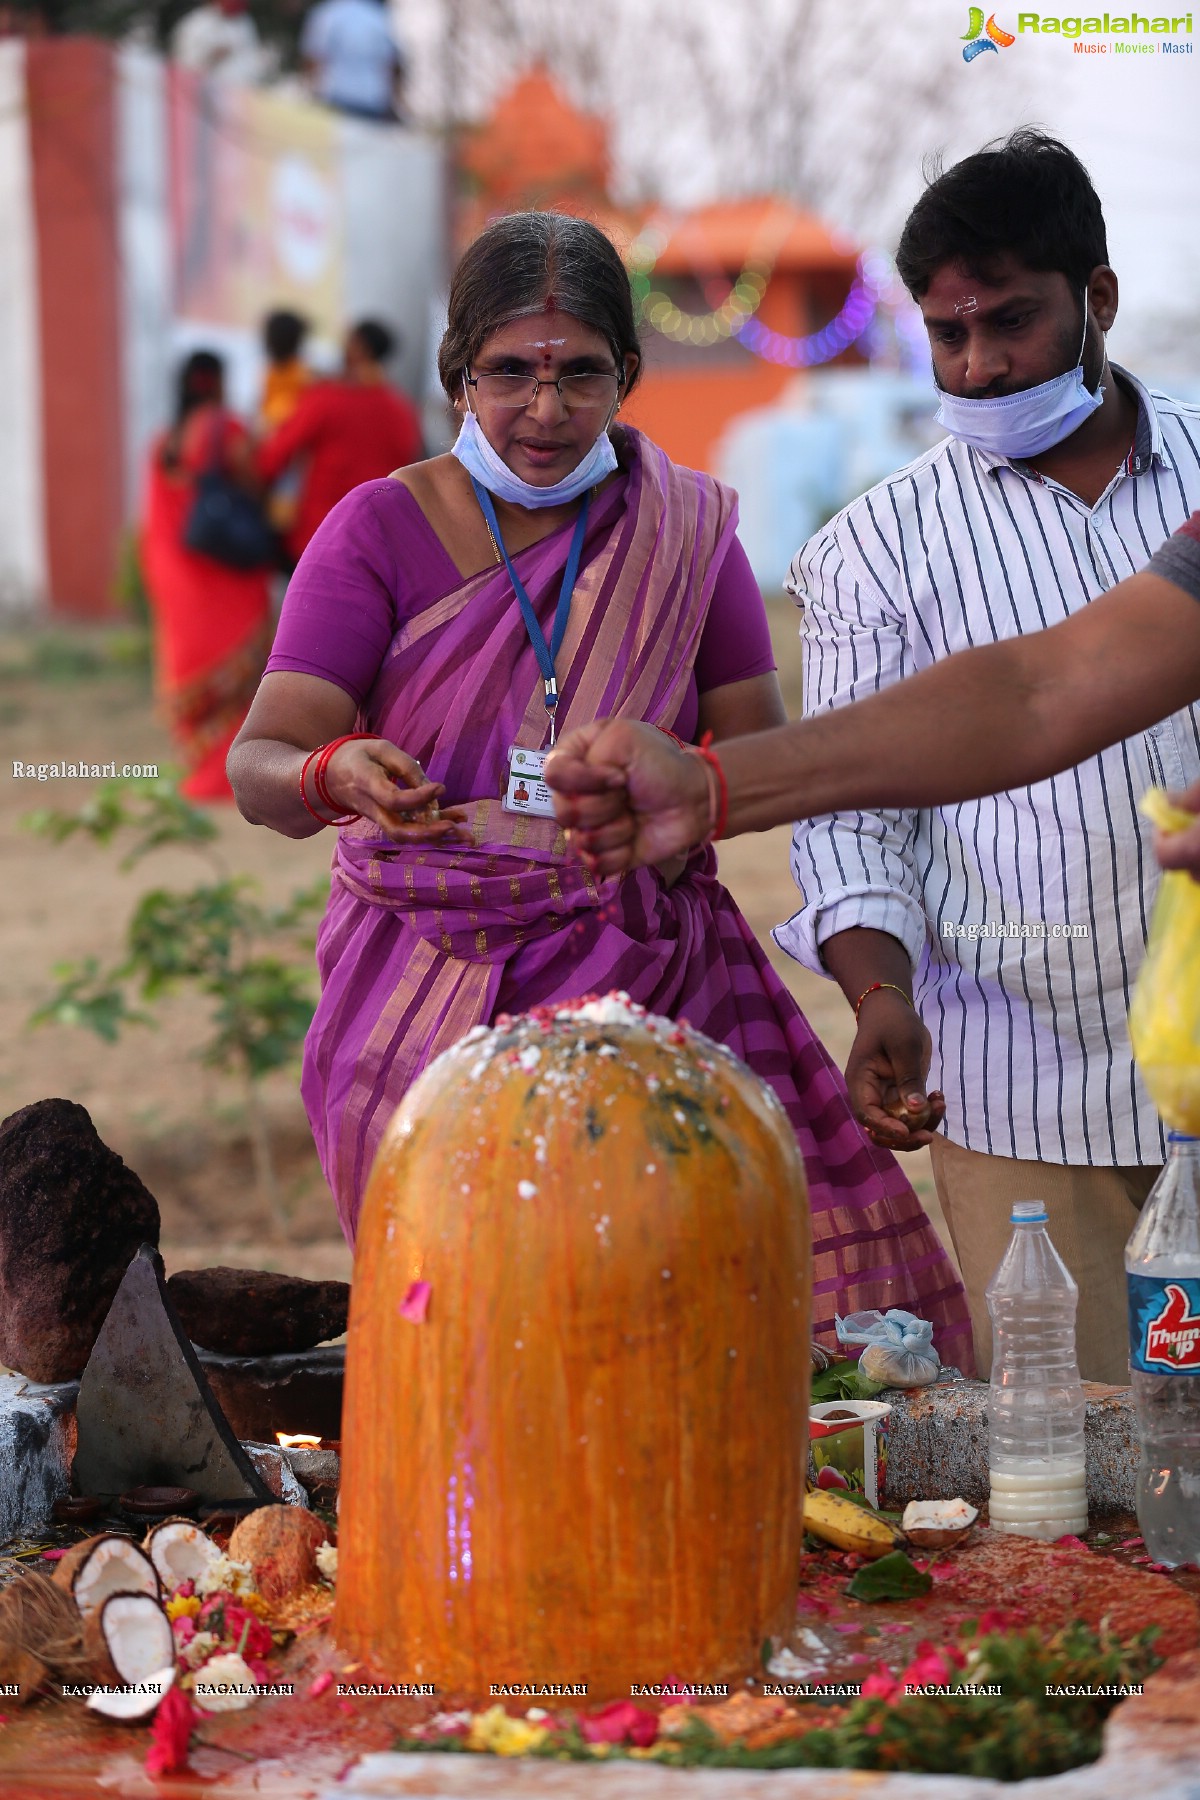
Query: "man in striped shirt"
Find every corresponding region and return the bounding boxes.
[776,131,1200,1383]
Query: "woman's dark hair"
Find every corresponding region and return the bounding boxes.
[895,130,1109,299]
[264,309,309,362]
[438,212,642,402]
[349,318,398,363]
[174,350,224,426]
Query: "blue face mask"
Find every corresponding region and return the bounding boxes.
[933,292,1104,460]
[450,402,618,509]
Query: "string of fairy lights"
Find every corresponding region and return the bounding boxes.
[626,223,910,370]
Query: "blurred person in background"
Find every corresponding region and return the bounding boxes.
[259,308,315,569]
[172,0,267,83]
[140,351,272,802]
[260,308,315,429]
[300,0,406,121]
[227,212,973,1367]
[257,317,423,565]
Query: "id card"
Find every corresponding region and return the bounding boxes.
[503,744,557,818]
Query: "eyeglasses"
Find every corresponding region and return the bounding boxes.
[464,370,623,411]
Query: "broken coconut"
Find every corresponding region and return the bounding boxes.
[53,1534,160,1615]
[143,1519,221,1594]
[82,1593,175,1711]
[901,1498,979,1551]
[86,1666,175,1721]
[0,1571,87,1703]
[228,1505,328,1605]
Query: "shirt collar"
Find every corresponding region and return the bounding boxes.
[966,365,1172,480]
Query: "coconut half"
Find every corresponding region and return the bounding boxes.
[53,1534,160,1616]
[901,1497,979,1550]
[143,1519,221,1594]
[86,1663,176,1722]
[82,1589,175,1691]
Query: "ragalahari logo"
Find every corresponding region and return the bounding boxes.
[962,7,1017,58]
[1144,1283,1200,1370]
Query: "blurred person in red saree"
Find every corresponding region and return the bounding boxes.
[140,351,272,802]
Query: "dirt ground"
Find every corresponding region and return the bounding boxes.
[0,607,954,1289]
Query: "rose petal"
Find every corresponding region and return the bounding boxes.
[399,1280,432,1323]
[309,1671,334,1698]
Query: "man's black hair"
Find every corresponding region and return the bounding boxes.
[895,129,1109,299]
[350,318,398,363]
[263,309,309,362]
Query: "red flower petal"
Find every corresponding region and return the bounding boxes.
[309,1671,334,1697]
[581,1700,659,1746]
[145,1687,195,1778]
[399,1281,432,1323]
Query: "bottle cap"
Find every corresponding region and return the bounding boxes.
[1168,1131,1200,1143]
[1011,1200,1048,1223]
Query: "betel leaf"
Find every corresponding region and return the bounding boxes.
[845,1551,933,1603]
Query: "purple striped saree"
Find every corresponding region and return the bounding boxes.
[303,431,974,1368]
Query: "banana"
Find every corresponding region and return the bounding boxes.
[803,1488,901,1559]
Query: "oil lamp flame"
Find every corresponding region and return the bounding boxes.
[276,1431,322,1449]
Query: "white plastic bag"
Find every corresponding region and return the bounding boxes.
[834,1308,941,1388]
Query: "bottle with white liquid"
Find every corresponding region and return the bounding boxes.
[985,1200,1087,1539]
[1126,1132,1200,1567]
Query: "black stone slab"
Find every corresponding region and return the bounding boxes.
[73,1245,274,1505]
[197,1345,344,1443]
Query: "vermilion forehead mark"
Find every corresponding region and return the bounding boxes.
[544,293,558,312]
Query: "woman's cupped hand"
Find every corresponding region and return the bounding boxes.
[323,738,468,842]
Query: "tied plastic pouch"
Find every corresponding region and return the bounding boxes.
[1129,788,1200,1134]
[834,1308,941,1388]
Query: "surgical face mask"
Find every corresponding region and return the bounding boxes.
[933,291,1104,459]
[450,402,618,509]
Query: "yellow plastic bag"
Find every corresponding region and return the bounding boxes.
[1129,788,1200,1132]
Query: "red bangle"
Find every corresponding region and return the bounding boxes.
[853,981,915,1023]
[299,732,378,827]
[692,730,728,843]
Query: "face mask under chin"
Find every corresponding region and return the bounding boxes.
[933,292,1105,460]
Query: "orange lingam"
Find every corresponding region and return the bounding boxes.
[335,994,811,1699]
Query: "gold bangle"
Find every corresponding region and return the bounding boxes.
[853,981,914,1023]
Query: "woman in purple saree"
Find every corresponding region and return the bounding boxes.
[229,212,972,1369]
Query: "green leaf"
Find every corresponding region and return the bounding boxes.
[845,1551,933,1603]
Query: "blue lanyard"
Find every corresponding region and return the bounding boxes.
[471,477,590,745]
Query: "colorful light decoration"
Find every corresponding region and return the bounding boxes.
[627,220,777,347]
[733,249,896,368]
[629,225,906,371]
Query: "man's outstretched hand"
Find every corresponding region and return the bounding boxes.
[546,720,711,877]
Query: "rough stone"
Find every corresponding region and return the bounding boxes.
[881,1379,1137,1513]
[0,1098,160,1382]
[0,1373,75,1542]
[166,1266,349,1356]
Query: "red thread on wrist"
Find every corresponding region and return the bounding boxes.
[692,730,728,843]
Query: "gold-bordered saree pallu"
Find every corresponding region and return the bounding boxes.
[301,430,974,1365]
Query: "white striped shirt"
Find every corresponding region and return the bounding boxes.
[776,372,1200,1166]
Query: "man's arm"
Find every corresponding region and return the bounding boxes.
[549,565,1200,867]
[776,524,941,1149]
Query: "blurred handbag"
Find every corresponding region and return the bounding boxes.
[183,415,274,570]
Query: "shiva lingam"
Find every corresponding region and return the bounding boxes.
[334,993,812,1699]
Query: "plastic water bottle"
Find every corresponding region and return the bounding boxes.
[1126,1132,1200,1567]
[985,1200,1087,1539]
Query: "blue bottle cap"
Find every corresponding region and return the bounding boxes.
[1011,1200,1049,1223]
[1168,1131,1200,1143]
